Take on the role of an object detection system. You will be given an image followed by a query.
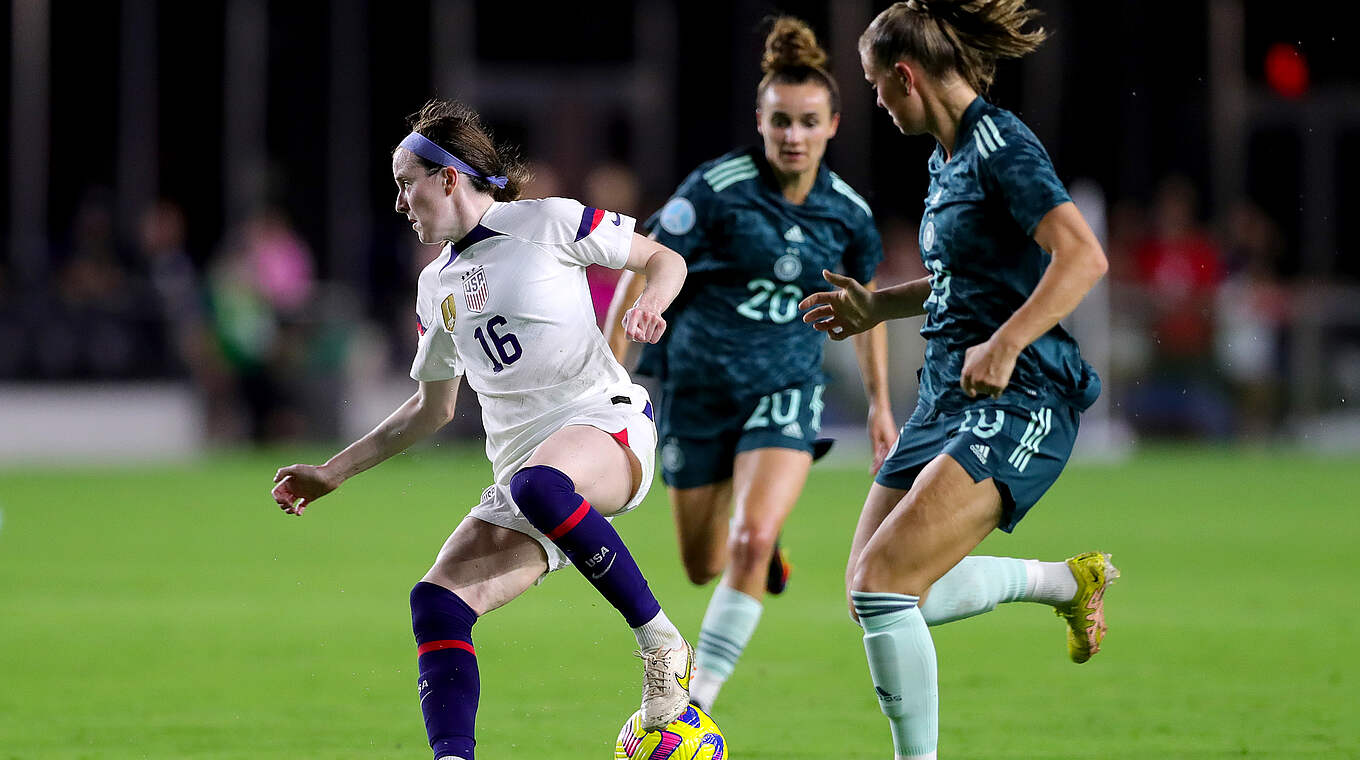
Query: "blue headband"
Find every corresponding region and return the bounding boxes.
[400,132,508,189]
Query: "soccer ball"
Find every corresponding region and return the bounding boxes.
[614,704,726,759]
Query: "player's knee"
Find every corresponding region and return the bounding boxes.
[727,523,778,573]
[847,598,863,629]
[509,465,576,525]
[683,565,718,586]
[848,550,925,598]
[410,581,478,637]
[680,549,723,586]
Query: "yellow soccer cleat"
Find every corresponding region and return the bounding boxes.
[1055,551,1120,663]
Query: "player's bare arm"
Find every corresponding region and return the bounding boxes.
[800,270,933,339]
[605,266,649,362]
[271,378,460,515]
[617,233,686,345]
[848,295,896,473]
[960,201,1107,398]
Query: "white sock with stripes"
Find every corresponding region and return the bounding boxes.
[852,591,938,759]
[690,583,762,709]
[918,556,1078,626]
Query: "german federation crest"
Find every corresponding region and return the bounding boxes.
[461,265,489,313]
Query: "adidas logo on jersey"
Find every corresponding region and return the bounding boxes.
[970,443,990,463]
[781,422,803,439]
[783,225,805,243]
[973,113,1008,158]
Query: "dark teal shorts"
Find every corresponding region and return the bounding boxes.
[874,396,1082,532]
[658,380,825,489]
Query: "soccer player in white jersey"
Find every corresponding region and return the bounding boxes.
[271,99,693,760]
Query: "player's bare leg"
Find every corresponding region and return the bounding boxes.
[726,448,812,596]
[689,447,811,710]
[524,424,640,514]
[849,454,1003,760]
[852,455,1002,596]
[414,518,548,760]
[845,481,911,622]
[422,518,550,613]
[850,477,1116,676]
[669,481,734,585]
[518,425,690,730]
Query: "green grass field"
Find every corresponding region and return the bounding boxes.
[1,445,1357,759]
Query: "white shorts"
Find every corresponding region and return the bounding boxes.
[467,385,657,574]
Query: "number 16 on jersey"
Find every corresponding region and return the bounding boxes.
[474,315,522,372]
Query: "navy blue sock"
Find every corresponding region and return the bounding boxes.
[509,464,661,627]
[410,581,479,760]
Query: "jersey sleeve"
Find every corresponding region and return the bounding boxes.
[409,272,463,382]
[978,116,1072,236]
[644,169,717,260]
[555,199,637,269]
[484,198,636,269]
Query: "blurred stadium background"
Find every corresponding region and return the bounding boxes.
[2,0,1357,457]
[2,1,1358,758]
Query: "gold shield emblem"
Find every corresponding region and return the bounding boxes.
[440,293,457,331]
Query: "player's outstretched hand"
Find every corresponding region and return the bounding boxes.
[622,306,667,344]
[799,270,878,341]
[961,337,1019,399]
[272,464,340,516]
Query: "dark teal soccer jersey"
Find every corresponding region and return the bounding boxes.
[916,98,1100,413]
[641,147,883,395]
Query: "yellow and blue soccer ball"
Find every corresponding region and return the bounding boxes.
[614,704,726,759]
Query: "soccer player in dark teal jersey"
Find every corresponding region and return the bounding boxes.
[801,3,1121,757]
[608,18,898,710]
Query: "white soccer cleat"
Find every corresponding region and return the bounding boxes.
[635,639,693,731]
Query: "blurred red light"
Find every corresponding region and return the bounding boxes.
[1265,42,1309,99]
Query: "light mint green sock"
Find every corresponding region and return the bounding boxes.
[918,555,1029,626]
[691,583,762,707]
[851,591,938,758]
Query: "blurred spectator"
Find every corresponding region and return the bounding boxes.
[45,190,144,378]
[1134,176,1224,356]
[138,200,200,319]
[521,161,563,200]
[1215,199,1290,439]
[206,207,317,441]
[582,161,642,327]
[1104,198,1146,283]
[134,199,237,436]
[1122,175,1233,438]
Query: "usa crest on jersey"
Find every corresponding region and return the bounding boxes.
[462,265,489,313]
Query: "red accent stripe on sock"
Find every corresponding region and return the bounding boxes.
[417,639,475,656]
[545,500,591,541]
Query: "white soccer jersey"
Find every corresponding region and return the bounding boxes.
[411,197,641,480]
